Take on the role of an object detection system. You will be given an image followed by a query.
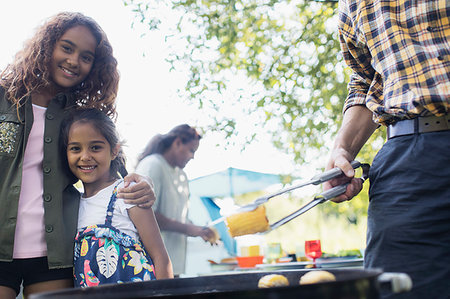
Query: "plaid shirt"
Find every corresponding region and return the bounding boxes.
[339,0,450,125]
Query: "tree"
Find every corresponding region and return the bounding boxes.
[123,0,385,219]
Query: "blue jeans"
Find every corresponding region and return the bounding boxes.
[365,130,450,299]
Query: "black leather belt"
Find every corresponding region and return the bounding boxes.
[387,114,450,139]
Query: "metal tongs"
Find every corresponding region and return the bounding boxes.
[209,161,370,230]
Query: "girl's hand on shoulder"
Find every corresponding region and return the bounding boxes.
[118,173,155,208]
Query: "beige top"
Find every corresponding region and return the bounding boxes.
[135,154,189,275]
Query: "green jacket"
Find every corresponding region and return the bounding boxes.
[0,86,79,269]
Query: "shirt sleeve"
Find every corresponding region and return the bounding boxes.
[115,198,136,214]
[338,0,377,112]
[115,181,137,214]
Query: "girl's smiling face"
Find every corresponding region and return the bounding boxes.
[50,25,97,91]
[67,120,118,197]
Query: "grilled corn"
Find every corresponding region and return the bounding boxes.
[226,205,270,237]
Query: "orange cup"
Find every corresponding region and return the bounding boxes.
[236,255,264,268]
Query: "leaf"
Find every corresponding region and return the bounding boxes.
[96,239,119,278]
[80,239,89,257]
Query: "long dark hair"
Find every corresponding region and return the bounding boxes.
[60,108,127,179]
[0,12,119,118]
[137,124,202,164]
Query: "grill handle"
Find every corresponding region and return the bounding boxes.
[378,272,413,293]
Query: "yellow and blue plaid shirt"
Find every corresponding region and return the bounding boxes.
[339,0,450,125]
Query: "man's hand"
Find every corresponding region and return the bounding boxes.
[118,173,155,208]
[323,149,363,203]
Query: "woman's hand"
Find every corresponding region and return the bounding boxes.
[186,225,219,245]
[200,227,220,245]
[118,173,155,208]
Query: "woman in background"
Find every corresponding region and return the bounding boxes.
[135,124,217,276]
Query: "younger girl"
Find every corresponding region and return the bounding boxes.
[61,108,173,286]
[0,12,155,298]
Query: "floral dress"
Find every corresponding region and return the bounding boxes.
[73,182,156,287]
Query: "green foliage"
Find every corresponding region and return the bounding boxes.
[263,192,367,254]
[173,1,348,159]
[123,0,383,160]
[123,0,386,224]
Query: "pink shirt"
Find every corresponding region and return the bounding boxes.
[13,104,47,258]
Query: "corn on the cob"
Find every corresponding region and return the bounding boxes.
[299,270,336,285]
[258,274,289,288]
[225,205,269,237]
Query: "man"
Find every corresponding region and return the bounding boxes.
[324,0,449,298]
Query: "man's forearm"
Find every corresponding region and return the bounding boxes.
[333,105,378,159]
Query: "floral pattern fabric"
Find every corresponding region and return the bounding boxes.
[73,182,156,287]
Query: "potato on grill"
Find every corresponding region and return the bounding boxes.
[258,274,289,288]
[225,205,270,237]
[299,270,336,285]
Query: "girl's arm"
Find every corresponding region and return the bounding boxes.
[128,206,174,279]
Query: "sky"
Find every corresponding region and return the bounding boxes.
[0,0,304,181]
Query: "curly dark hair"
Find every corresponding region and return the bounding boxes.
[0,11,119,117]
[60,108,127,179]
